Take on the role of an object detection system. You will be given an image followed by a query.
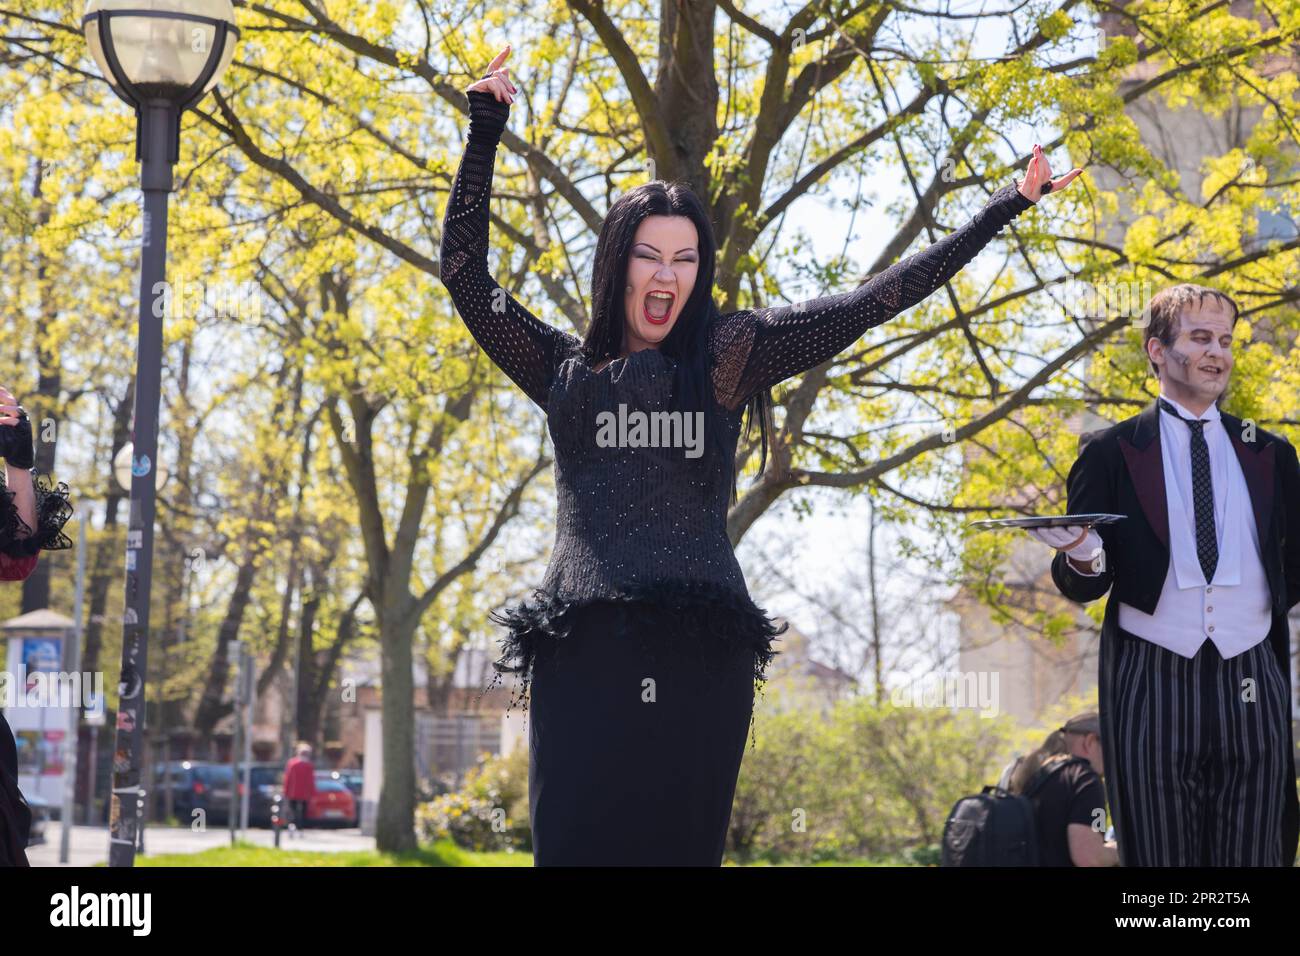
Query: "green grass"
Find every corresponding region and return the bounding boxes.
[732,857,920,866]
[125,840,915,867]
[119,834,924,867]
[130,839,532,867]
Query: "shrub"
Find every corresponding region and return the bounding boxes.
[415,747,531,853]
[729,697,1015,863]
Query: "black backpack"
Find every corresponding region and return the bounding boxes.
[940,756,1089,866]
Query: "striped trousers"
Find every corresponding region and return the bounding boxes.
[1106,630,1290,866]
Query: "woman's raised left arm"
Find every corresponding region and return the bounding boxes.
[710,145,1081,410]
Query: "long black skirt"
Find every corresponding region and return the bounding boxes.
[526,599,757,866]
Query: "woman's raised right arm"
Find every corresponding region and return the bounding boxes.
[438,89,578,411]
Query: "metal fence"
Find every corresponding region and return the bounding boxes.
[415,713,501,788]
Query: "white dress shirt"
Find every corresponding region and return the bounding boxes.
[1111,391,1272,658]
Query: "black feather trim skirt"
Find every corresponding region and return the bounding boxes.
[483,578,787,718]
[519,598,763,866]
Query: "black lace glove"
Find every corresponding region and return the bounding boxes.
[0,410,34,469]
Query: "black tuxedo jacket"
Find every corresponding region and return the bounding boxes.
[1050,400,1300,865]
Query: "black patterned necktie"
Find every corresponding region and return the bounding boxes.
[1157,398,1218,583]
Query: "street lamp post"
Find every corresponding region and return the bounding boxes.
[82,0,237,868]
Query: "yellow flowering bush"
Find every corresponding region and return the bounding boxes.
[415,748,530,852]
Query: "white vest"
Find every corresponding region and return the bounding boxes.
[1117,395,1272,659]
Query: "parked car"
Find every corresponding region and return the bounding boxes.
[151,761,233,827]
[240,762,285,828]
[308,773,357,828]
[324,768,362,799]
[25,793,49,847]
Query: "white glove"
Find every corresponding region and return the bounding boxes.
[1028,525,1104,569]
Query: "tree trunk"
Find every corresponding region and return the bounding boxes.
[22,158,58,612]
[374,607,418,853]
[192,549,258,743]
[81,379,134,680]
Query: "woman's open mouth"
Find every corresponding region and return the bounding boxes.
[643,290,675,325]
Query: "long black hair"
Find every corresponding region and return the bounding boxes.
[581,180,775,503]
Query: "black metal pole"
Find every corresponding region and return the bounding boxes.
[229,641,241,845]
[108,101,177,868]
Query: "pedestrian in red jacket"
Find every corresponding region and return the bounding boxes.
[283,744,317,834]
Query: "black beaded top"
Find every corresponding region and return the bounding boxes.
[440,90,1035,716]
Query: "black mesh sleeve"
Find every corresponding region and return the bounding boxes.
[437,90,580,411]
[710,181,1035,410]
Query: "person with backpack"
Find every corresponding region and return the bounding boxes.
[942,712,1118,866]
[1005,713,1118,866]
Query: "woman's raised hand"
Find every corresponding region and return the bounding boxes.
[466,44,517,105]
[0,384,34,469]
[0,385,24,427]
[1017,143,1083,202]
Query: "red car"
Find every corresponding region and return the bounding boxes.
[306,773,357,828]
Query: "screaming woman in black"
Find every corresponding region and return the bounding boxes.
[437,44,1082,866]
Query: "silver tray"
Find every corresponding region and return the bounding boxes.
[968,513,1126,530]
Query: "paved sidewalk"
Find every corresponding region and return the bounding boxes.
[27,822,376,866]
